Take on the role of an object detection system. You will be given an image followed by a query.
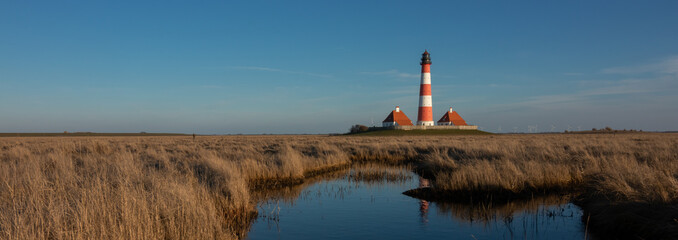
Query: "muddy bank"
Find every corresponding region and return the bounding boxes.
[579,200,678,240]
[402,186,576,204]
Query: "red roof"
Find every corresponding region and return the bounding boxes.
[438,111,468,126]
[383,110,413,126]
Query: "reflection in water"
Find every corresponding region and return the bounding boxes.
[418,176,430,224]
[247,165,586,240]
[430,195,582,240]
[251,169,350,204]
[433,194,573,223]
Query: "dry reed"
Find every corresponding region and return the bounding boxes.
[1,133,676,239]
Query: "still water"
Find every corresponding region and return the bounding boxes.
[247,166,586,240]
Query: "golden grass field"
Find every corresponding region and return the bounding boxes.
[1,133,677,239]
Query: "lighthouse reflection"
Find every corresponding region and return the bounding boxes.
[418,176,430,224]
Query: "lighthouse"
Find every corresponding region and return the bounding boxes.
[417,50,434,126]
[377,51,479,131]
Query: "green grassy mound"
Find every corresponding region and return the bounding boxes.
[348,129,491,136]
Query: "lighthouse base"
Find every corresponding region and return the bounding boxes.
[416,121,435,126]
[389,125,478,131]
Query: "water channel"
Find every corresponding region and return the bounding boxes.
[247,165,587,239]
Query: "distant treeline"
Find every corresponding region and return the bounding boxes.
[0,132,189,137]
[565,126,644,134]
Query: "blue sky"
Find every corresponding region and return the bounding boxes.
[1,1,677,134]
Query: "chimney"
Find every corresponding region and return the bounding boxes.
[395,106,400,112]
[449,107,453,113]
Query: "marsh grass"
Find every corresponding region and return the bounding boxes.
[0,136,349,239]
[1,133,677,239]
[348,163,412,183]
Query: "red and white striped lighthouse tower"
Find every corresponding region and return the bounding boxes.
[417,50,434,126]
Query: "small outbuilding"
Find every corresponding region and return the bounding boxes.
[437,107,468,126]
[382,106,414,127]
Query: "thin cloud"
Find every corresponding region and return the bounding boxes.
[229,66,333,78]
[361,70,420,79]
[489,57,678,110]
[198,85,224,89]
[487,83,517,88]
[489,76,677,111]
[601,56,678,75]
[563,72,585,76]
[578,79,663,96]
[384,85,418,95]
